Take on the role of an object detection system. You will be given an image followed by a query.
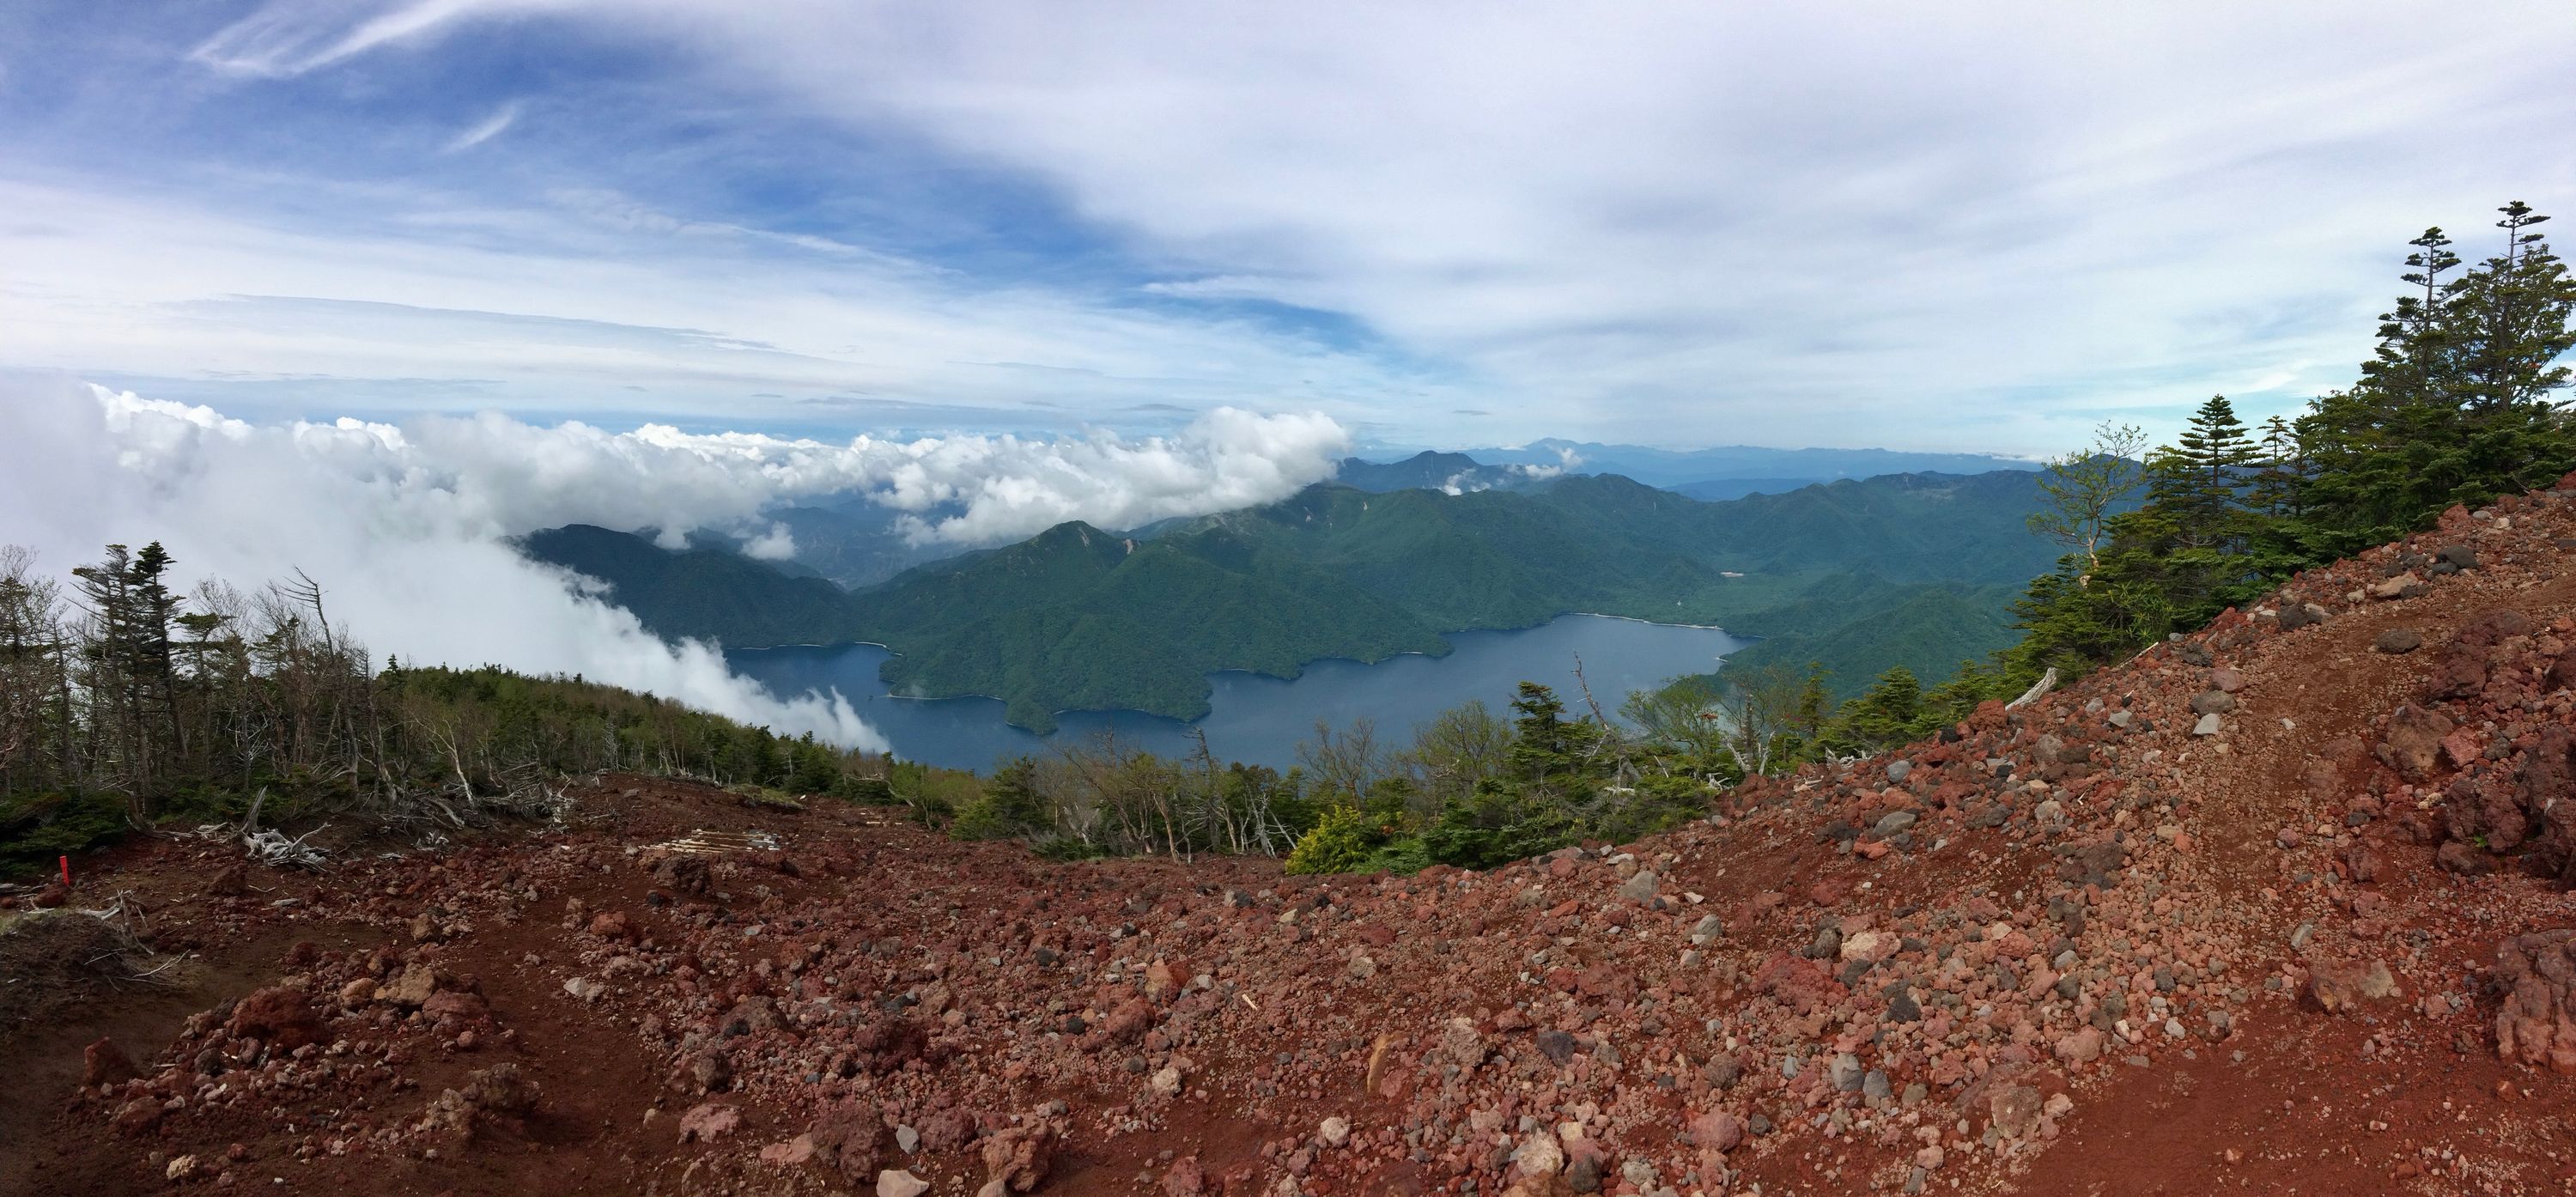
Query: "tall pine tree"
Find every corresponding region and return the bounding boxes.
[2296,205,2576,554]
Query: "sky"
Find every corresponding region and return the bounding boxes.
[3,1,2571,455]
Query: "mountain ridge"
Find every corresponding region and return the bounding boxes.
[524,466,2068,729]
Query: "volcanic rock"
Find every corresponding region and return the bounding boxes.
[2495,931,2576,1073]
[2302,960,2398,1012]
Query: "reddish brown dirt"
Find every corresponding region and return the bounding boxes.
[11,488,2576,1197]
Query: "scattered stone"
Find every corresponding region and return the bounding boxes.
[679,1103,742,1144]
[2304,960,2399,1013]
[1687,1110,1745,1153]
[981,1120,1059,1193]
[761,1136,819,1169]
[1535,1029,1577,1065]
[878,1170,931,1197]
[2378,704,2456,781]
[83,1036,138,1087]
[226,986,324,1051]
[2374,628,2423,654]
[2369,571,2426,600]
[1989,1085,2044,1139]
[378,963,437,1008]
[686,1048,734,1094]
[1511,1131,1564,1179]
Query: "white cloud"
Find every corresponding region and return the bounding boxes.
[0,178,1430,432]
[191,0,577,78]
[7,1,2571,455]
[156,0,2576,453]
[738,521,796,560]
[444,101,520,153]
[0,374,1352,750]
[0,372,886,749]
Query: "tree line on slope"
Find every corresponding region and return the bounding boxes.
[1715,199,2576,763]
[2001,202,2573,685]
[0,544,890,877]
[1256,198,2573,873]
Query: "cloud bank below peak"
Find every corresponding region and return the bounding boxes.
[0,373,1353,753]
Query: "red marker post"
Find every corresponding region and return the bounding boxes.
[60,854,70,888]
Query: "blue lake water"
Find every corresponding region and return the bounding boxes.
[727,615,1747,773]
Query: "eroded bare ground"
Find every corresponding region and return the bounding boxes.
[13,487,2576,1197]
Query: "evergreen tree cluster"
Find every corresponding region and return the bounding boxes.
[1635,201,2576,786]
[0,542,893,876]
[2008,203,2574,679]
[1281,679,1735,873]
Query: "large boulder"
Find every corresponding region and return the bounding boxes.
[2377,705,2456,781]
[226,986,325,1051]
[2495,931,2576,1073]
[808,1097,890,1182]
[980,1117,1061,1193]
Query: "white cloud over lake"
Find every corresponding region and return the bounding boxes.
[0,373,1351,749]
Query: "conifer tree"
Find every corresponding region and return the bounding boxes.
[2356,227,2463,405]
[2458,202,2574,412]
[2296,205,2576,551]
[2249,415,2303,517]
[2148,396,2256,533]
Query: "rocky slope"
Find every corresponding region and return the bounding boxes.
[12,481,2576,1196]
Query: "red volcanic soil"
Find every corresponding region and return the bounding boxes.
[11,486,2576,1197]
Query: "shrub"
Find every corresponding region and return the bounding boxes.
[1284,805,1382,875]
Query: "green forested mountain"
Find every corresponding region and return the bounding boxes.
[1332,450,1538,493]
[1715,574,2021,698]
[520,525,865,646]
[524,468,2065,730]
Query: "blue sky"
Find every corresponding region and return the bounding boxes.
[3,1,2572,454]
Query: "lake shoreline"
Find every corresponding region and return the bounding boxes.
[728,614,1747,773]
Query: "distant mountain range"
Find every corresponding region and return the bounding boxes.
[717,444,2044,590]
[1330,451,1552,495]
[524,467,2067,732]
[1437,439,2041,490]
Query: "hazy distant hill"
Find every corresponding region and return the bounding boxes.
[1450,439,2040,489]
[524,469,2064,730]
[1332,450,1546,494]
[1665,477,1831,501]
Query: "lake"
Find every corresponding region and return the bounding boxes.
[727,614,1747,773]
